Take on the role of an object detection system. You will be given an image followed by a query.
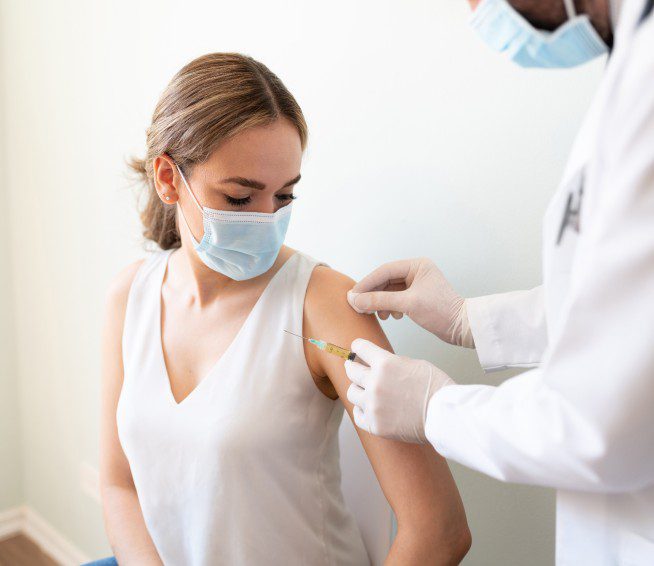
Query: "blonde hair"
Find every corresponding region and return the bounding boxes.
[129,53,308,249]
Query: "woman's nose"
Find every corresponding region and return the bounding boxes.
[255,197,280,214]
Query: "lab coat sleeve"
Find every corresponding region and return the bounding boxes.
[466,286,547,372]
[426,25,654,493]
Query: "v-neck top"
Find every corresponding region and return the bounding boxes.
[116,249,370,566]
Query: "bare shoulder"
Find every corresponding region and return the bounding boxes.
[103,258,146,328]
[304,265,359,330]
[106,259,145,305]
[101,258,147,386]
[304,264,393,355]
[306,264,355,304]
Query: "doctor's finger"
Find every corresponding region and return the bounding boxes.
[346,383,366,409]
[350,260,413,294]
[352,405,371,434]
[344,359,371,388]
[350,338,393,366]
[348,289,411,315]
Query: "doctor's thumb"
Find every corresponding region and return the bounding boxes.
[347,290,405,315]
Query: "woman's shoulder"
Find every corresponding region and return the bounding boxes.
[100,257,149,351]
[284,247,351,292]
[308,263,355,296]
[104,248,170,309]
[288,248,354,290]
[104,258,148,314]
[301,257,391,379]
[303,258,359,326]
[107,247,169,304]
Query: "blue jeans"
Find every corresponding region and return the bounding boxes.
[81,558,118,566]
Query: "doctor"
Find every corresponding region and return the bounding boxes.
[344,0,654,563]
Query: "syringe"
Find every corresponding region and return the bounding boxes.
[283,330,360,362]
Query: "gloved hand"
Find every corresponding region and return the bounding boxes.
[347,258,475,348]
[345,339,455,444]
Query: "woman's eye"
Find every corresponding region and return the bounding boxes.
[224,195,252,207]
[276,194,297,202]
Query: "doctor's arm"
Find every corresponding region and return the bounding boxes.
[347,259,548,372]
[466,286,547,371]
[427,31,654,493]
[304,268,471,565]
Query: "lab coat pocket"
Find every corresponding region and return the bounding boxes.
[618,530,654,565]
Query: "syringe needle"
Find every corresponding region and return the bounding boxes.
[283,329,309,340]
[284,329,358,363]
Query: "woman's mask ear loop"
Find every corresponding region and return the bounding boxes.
[176,163,203,211]
[562,0,577,20]
[174,162,204,244]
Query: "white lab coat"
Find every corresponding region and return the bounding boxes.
[425,1,654,564]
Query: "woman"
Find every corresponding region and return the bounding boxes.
[92,53,470,566]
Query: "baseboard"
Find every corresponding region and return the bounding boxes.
[0,505,90,565]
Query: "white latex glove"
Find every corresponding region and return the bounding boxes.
[347,258,475,348]
[345,339,455,444]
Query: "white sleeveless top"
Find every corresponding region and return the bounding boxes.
[116,249,370,566]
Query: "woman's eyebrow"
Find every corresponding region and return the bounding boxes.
[218,173,301,190]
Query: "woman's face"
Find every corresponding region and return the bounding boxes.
[182,118,303,215]
[155,118,303,247]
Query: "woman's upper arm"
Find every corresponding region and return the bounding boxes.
[303,266,469,547]
[99,259,144,492]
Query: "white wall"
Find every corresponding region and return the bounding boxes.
[0,7,21,509]
[0,0,604,563]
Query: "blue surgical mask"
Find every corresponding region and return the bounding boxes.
[470,0,608,68]
[175,163,292,281]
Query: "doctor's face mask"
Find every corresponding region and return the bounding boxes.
[469,0,608,68]
[175,163,293,281]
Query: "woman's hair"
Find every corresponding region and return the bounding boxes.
[129,53,308,250]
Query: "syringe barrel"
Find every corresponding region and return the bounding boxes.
[324,342,354,361]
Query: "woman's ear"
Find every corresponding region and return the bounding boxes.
[153,154,180,204]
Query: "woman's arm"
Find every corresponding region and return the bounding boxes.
[99,260,164,566]
[304,266,471,566]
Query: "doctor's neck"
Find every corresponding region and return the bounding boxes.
[469,0,612,43]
